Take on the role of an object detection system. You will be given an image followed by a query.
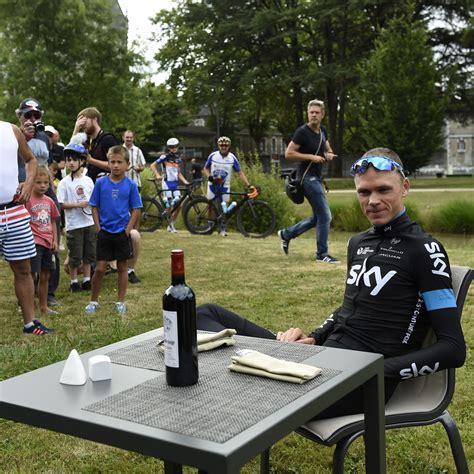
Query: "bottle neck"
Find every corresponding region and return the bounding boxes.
[171,250,186,285]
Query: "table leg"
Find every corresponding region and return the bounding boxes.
[363,372,386,474]
[164,461,183,473]
[260,448,270,473]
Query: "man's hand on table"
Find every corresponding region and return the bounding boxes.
[276,327,316,345]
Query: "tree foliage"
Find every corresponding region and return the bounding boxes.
[357,15,446,173]
[0,0,151,140]
[154,0,471,175]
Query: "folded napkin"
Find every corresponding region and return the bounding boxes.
[158,328,237,353]
[228,349,322,384]
[197,329,237,351]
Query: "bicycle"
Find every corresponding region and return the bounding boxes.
[182,185,276,238]
[139,179,202,232]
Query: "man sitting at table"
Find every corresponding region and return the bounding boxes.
[196,148,466,418]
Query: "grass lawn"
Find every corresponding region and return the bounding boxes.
[325,175,473,190]
[1,224,473,472]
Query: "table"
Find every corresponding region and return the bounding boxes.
[0,329,385,473]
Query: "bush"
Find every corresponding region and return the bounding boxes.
[237,154,300,231]
[330,198,422,233]
[428,199,474,234]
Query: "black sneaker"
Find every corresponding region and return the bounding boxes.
[81,280,92,291]
[23,319,53,335]
[316,255,340,264]
[278,230,290,256]
[70,282,81,292]
[128,271,141,284]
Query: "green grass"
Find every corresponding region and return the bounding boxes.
[325,175,474,190]
[1,227,473,473]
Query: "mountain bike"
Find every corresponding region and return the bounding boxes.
[182,186,276,238]
[139,179,202,232]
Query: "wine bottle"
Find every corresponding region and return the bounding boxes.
[162,249,198,386]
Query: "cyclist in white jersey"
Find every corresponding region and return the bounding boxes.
[204,136,251,236]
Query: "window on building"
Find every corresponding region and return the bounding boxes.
[457,138,466,153]
[271,137,277,153]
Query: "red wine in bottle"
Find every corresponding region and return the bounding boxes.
[162,249,198,386]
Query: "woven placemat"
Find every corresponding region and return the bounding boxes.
[83,364,341,444]
[85,335,340,443]
[106,333,326,373]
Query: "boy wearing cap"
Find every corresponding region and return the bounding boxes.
[57,135,96,292]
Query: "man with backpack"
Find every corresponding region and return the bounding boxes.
[72,107,119,182]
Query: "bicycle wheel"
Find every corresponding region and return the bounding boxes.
[182,196,218,235]
[139,197,166,232]
[236,200,276,238]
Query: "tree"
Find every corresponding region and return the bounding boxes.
[0,0,151,139]
[357,15,446,173]
[139,83,191,157]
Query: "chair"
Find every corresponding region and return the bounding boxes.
[292,265,472,474]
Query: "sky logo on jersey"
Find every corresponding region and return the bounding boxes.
[424,242,449,277]
[347,258,397,295]
[399,362,439,380]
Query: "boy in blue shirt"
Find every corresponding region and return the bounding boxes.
[85,146,142,315]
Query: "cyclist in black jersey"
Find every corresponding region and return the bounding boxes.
[196,147,466,418]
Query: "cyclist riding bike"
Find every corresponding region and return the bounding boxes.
[150,138,190,233]
[204,136,252,236]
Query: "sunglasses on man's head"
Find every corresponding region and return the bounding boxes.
[350,156,405,177]
[24,111,42,120]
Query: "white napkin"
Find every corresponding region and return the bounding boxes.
[158,328,237,353]
[228,349,322,384]
[196,328,237,351]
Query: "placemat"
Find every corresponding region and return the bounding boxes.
[106,333,326,373]
[85,335,341,444]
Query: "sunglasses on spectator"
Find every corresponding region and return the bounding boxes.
[23,111,42,120]
[219,144,230,147]
[351,156,405,177]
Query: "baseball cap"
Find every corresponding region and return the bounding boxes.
[45,125,58,135]
[17,98,43,114]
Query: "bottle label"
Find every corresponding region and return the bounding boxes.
[163,309,179,368]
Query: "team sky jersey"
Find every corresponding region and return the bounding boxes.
[205,151,241,189]
[155,153,182,190]
[311,212,465,381]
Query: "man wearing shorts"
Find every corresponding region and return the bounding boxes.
[0,120,52,335]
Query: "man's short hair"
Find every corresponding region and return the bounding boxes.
[107,145,129,162]
[362,147,404,169]
[78,107,102,126]
[307,99,325,113]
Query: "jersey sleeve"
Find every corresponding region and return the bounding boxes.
[88,179,101,207]
[384,239,465,380]
[129,181,143,209]
[231,155,241,172]
[204,155,213,169]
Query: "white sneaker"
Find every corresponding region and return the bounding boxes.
[115,302,126,315]
[167,224,178,233]
[85,302,99,314]
[219,229,228,237]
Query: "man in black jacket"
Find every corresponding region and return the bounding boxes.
[196,147,466,418]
